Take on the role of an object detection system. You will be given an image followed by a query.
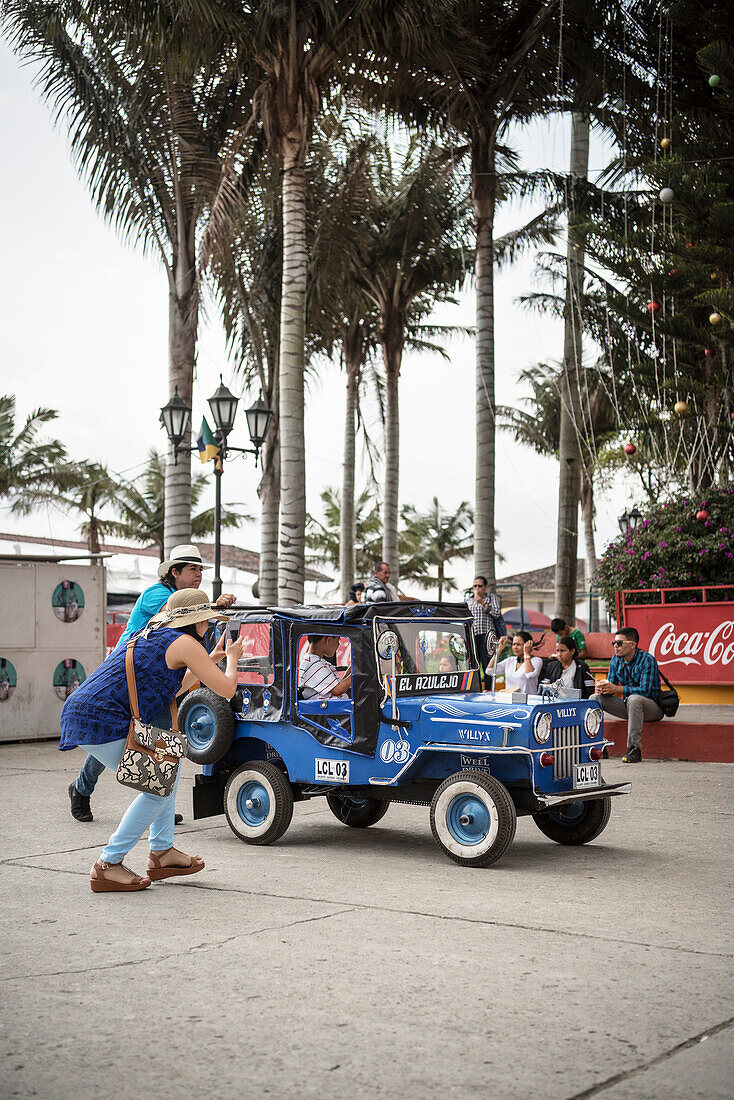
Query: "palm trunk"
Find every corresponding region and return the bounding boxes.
[278,148,307,605]
[579,467,598,631]
[381,318,403,586]
[258,363,280,606]
[554,110,590,624]
[472,134,497,587]
[164,256,198,555]
[340,326,362,601]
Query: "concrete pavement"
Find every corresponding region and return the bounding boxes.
[1,742,733,1099]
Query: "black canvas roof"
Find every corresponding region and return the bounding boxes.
[230,601,472,625]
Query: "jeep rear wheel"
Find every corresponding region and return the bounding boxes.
[326,793,389,828]
[224,761,293,845]
[533,797,612,845]
[430,771,517,868]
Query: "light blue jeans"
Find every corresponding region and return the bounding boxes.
[81,739,180,864]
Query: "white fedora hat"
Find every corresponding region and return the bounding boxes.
[158,543,213,579]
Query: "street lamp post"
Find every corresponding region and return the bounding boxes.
[618,506,643,535]
[161,379,273,600]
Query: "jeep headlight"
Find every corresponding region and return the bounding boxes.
[584,707,602,738]
[533,712,552,744]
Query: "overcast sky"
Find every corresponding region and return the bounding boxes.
[0,42,636,597]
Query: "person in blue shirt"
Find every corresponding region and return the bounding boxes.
[68,544,235,822]
[594,625,663,763]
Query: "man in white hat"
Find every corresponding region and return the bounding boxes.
[68,543,235,823]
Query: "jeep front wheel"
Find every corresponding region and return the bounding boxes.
[224,761,294,845]
[532,797,612,845]
[430,771,517,868]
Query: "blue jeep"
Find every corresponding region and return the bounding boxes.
[180,602,630,867]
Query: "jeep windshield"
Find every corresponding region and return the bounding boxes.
[375,619,479,696]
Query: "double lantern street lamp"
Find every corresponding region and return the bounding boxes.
[160,380,274,600]
[618,506,643,535]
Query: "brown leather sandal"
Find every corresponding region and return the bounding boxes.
[147,847,205,881]
[90,859,151,893]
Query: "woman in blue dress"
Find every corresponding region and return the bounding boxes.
[60,589,242,893]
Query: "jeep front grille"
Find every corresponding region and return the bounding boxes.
[553,724,582,779]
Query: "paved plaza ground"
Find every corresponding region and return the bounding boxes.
[1,741,733,1099]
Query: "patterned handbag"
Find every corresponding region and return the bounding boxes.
[116,639,188,797]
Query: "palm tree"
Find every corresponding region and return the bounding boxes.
[106,449,244,560]
[236,0,469,604]
[353,139,473,584]
[0,395,67,506]
[498,361,617,627]
[306,486,382,579]
[399,497,474,600]
[3,2,261,553]
[365,2,563,587]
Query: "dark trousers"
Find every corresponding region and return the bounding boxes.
[474,632,490,672]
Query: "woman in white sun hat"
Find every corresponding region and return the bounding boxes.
[60,589,242,893]
[68,544,236,824]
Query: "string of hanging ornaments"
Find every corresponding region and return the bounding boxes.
[561,8,733,496]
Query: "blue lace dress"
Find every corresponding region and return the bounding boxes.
[59,628,186,750]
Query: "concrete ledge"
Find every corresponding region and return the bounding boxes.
[605,704,734,763]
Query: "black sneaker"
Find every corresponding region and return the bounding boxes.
[174,813,183,825]
[621,746,642,763]
[68,782,93,821]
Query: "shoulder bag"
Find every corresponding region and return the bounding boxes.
[658,669,680,718]
[116,639,188,797]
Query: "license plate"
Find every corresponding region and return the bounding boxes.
[573,762,600,789]
[315,758,350,783]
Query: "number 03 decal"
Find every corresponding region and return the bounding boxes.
[379,739,410,764]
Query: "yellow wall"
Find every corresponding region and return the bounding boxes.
[677,685,734,705]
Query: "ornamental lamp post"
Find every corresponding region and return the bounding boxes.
[618,506,643,535]
[160,386,192,455]
[161,380,273,600]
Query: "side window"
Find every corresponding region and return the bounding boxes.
[234,622,274,686]
[297,635,352,700]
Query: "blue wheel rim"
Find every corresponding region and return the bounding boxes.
[184,703,215,752]
[446,794,491,847]
[237,781,271,826]
[551,801,586,824]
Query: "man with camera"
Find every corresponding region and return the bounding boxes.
[594,626,664,763]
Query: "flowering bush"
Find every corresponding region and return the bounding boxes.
[596,488,734,612]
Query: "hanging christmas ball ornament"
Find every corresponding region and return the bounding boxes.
[705,347,715,358]
[572,243,581,252]
[674,400,689,416]
[648,300,661,313]
[710,312,722,325]
[686,241,695,249]
[696,509,709,521]
[659,187,674,203]
[624,443,637,456]
[660,137,671,149]
[668,268,678,276]
[709,75,721,87]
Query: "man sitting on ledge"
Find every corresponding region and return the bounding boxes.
[594,625,664,763]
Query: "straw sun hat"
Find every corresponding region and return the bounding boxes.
[147,588,229,630]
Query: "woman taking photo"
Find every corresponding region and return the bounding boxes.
[489,631,543,694]
[60,589,242,893]
[542,635,596,698]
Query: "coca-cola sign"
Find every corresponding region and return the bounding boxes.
[625,603,734,683]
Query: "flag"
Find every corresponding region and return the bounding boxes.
[197,417,221,467]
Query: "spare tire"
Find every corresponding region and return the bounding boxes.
[178,688,235,764]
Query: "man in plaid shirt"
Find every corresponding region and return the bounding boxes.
[466,576,504,672]
[595,625,663,763]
